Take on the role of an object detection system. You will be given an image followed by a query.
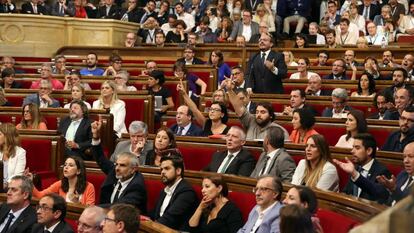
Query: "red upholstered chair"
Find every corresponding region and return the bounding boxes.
[65,218,78,233]
[367,128,393,148]
[122,98,147,130]
[228,191,256,222]
[144,179,165,212]
[178,144,217,171]
[85,173,106,204]
[316,209,359,233]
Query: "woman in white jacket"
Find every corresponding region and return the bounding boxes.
[0,123,26,186]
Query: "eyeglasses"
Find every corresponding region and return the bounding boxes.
[104,217,117,223]
[36,205,53,212]
[77,221,100,231]
[252,187,275,193]
[209,108,222,113]
[332,101,345,106]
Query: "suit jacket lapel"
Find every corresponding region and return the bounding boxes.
[7,206,30,232]
[74,118,86,139]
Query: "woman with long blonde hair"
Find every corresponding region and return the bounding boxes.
[92,81,127,138]
[291,134,339,191]
[252,3,276,32]
[0,123,26,186]
[16,103,48,130]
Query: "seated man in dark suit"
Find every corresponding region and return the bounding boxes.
[91,120,147,213]
[50,0,75,17]
[281,89,318,116]
[334,133,391,204]
[235,89,256,114]
[176,45,204,65]
[322,88,352,118]
[383,68,411,104]
[58,100,92,160]
[322,59,349,80]
[151,155,198,231]
[0,0,17,13]
[358,0,380,21]
[250,126,296,182]
[0,176,37,233]
[138,17,159,44]
[384,87,413,120]
[305,74,332,96]
[101,204,140,233]
[368,92,392,120]
[96,0,121,19]
[31,193,74,233]
[119,0,140,22]
[382,106,414,152]
[203,126,256,176]
[22,80,60,108]
[77,206,106,233]
[377,142,414,205]
[170,105,204,136]
[21,0,47,14]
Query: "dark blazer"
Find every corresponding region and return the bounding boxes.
[229,21,260,40]
[119,8,141,23]
[138,29,157,43]
[170,123,204,136]
[50,2,75,16]
[203,148,256,176]
[318,89,332,96]
[31,221,74,233]
[244,0,263,11]
[58,116,92,159]
[176,57,204,65]
[151,179,198,231]
[22,93,60,108]
[136,9,157,24]
[343,159,391,204]
[21,2,47,14]
[0,3,17,13]
[0,204,37,233]
[388,170,413,205]
[92,144,147,213]
[367,112,383,120]
[322,73,349,80]
[358,4,380,21]
[245,51,287,94]
[321,105,353,118]
[96,4,121,19]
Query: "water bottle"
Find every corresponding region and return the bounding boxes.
[381,33,388,48]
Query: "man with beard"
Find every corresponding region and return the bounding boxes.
[58,100,92,159]
[203,126,255,176]
[384,68,411,99]
[401,54,414,80]
[324,29,338,48]
[379,50,400,68]
[377,142,414,205]
[80,52,104,76]
[91,120,147,213]
[245,32,287,94]
[368,92,393,120]
[334,133,391,204]
[150,155,198,231]
[384,87,413,120]
[225,79,289,141]
[382,106,414,152]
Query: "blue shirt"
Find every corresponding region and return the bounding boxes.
[80,68,104,76]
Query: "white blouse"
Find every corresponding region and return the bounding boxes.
[0,146,27,183]
[92,99,128,138]
[292,159,339,192]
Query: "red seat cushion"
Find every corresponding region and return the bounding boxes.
[144,179,165,212]
[316,209,359,233]
[228,191,256,222]
[86,173,106,204]
[178,144,217,171]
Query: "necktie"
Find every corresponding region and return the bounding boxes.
[219,154,234,173]
[261,52,266,64]
[1,213,14,233]
[60,5,64,15]
[259,156,271,176]
[33,5,37,14]
[364,6,369,20]
[177,126,184,136]
[404,176,413,191]
[106,6,110,16]
[112,182,122,203]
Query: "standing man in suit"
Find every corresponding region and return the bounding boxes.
[228,10,259,42]
[31,193,74,233]
[21,0,47,14]
[170,105,204,136]
[250,126,296,182]
[151,155,198,231]
[237,176,284,233]
[377,142,414,205]
[334,133,391,204]
[91,120,148,213]
[358,0,380,21]
[58,100,92,159]
[203,126,256,176]
[22,80,60,108]
[0,176,37,233]
[245,32,287,94]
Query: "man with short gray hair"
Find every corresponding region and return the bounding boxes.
[91,120,147,213]
[322,88,352,118]
[77,206,106,233]
[23,79,60,108]
[30,63,64,90]
[110,121,153,165]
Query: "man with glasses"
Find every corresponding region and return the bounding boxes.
[305,74,332,96]
[124,32,137,47]
[322,88,352,118]
[176,45,204,65]
[322,59,348,80]
[101,204,139,233]
[23,79,60,108]
[110,121,153,165]
[228,10,259,42]
[382,106,414,152]
[52,55,70,75]
[32,193,74,233]
[0,176,37,233]
[77,206,105,233]
[103,54,123,77]
[237,176,284,233]
[203,126,255,176]
[30,63,64,90]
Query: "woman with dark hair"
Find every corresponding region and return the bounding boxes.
[28,156,95,205]
[63,70,91,91]
[1,68,22,89]
[280,205,315,233]
[292,134,339,191]
[208,50,231,85]
[166,20,188,43]
[335,109,367,148]
[283,186,324,233]
[177,81,230,136]
[217,16,233,42]
[351,72,376,97]
[145,127,177,166]
[148,70,175,123]
[289,57,317,79]
[289,108,319,144]
[216,0,230,17]
[294,33,309,48]
[16,103,48,130]
[173,62,206,104]
[189,175,243,233]
[363,57,382,80]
